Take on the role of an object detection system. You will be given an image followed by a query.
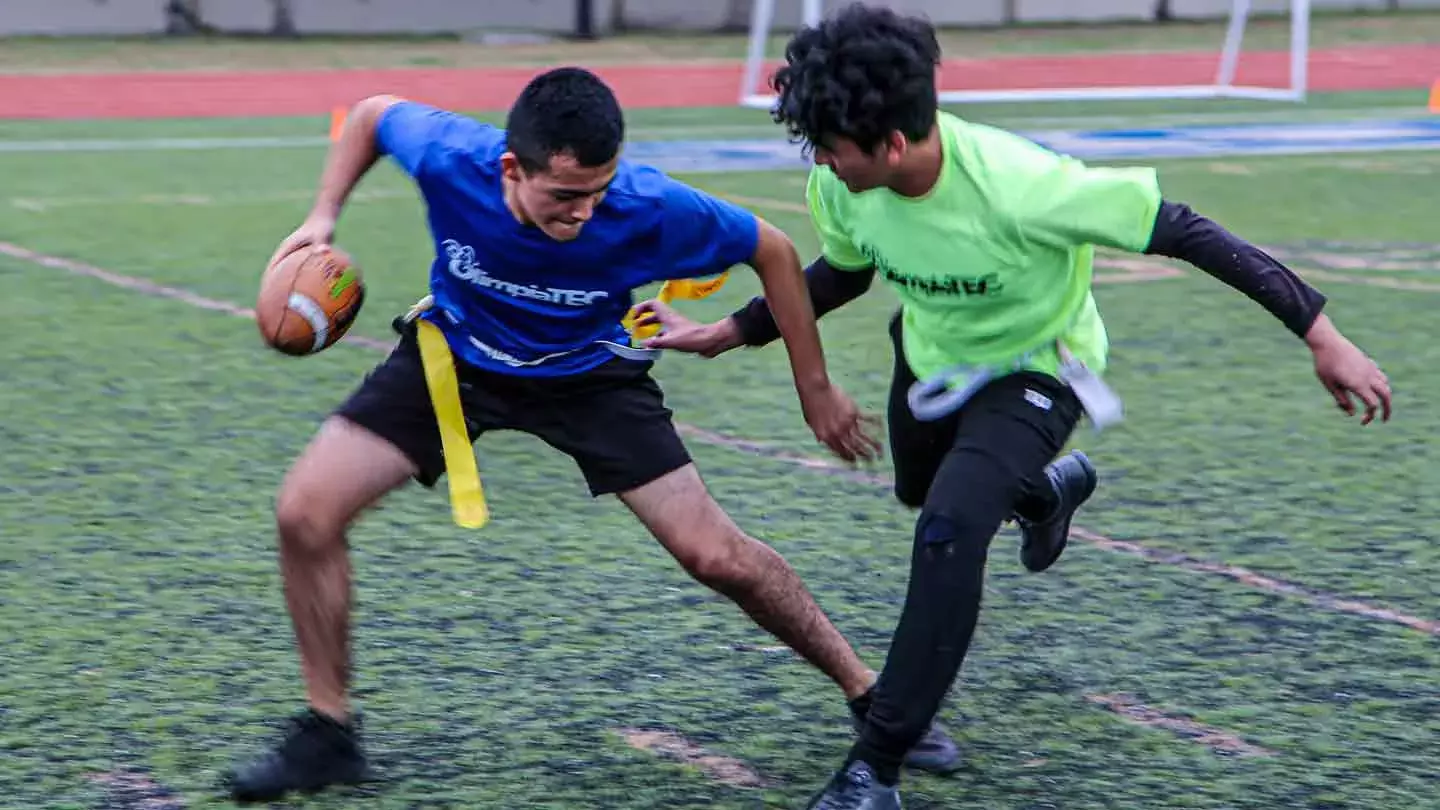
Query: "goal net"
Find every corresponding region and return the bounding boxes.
[738,0,1311,109]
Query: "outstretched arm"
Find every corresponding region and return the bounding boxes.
[637,256,873,357]
[1143,200,1325,338]
[1002,135,1392,426]
[637,191,882,462]
[745,219,882,462]
[636,159,877,354]
[1143,200,1391,424]
[730,256,875,347]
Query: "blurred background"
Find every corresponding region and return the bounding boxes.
[2,0,1439,38]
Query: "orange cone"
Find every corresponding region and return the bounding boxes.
[1430,80,1440,114]
[329,107,347,142]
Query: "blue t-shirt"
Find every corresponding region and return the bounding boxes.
[374,101,760,377]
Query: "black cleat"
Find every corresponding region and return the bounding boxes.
[1017,450,1097,573]
[849,692,962,775]
[223,709,371,803]
[805,761,903,810]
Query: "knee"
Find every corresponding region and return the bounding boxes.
[914,448,1026,548]
[675,529,756,592]
[274,480,348,556]
[914,509,992,561]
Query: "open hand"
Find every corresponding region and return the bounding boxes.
[799,381,884,464]
[632,301,882,461]
[630,299,742,358]
[1306,315,1392,425]
[267,213,338,272]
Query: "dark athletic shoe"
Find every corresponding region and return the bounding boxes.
[223,709,370,803]
[805,761,903,810]
[899,722,960,775]
[1017,449,1098,573]
[849,694,962,775]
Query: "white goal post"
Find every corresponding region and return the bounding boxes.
[739,0,1311,109]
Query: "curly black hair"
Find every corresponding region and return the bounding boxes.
[770,3,941,154]
[506,66,625,172]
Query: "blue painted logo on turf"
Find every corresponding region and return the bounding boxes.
[625,118,1440,175]
[1022,118,1440,160]
[621,139,811,173]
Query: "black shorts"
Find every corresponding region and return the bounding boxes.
[335,329,692,497]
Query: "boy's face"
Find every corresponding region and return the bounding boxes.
[811,134,902,194]
[502,151,618,242]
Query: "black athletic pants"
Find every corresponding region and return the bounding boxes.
[850,312,1084,782]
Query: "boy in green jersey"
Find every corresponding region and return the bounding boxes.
[635,4,1392,807]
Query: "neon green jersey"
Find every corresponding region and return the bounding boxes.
[807,111,1162,383]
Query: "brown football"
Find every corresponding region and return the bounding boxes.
[256,246,365,356]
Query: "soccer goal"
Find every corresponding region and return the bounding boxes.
[738,0,1311,109]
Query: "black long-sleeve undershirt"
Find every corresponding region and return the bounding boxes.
[731,257,874,347]
[728,199,1327,348]
[1144,200,1326,338]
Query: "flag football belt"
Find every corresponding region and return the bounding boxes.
[392,274,729,528]
[907,338,1124,432]
[393,297,489,530]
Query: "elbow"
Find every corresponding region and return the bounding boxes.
[1144,199,1201,258]
[351,94,404,131]
[847,265,877,298]
[355,94,403,115]
[751,217,798,275]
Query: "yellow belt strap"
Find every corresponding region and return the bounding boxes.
[415,318,489,529]
[407,270,730,529]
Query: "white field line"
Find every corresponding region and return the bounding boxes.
[11,188,1433,294]
[1,238,1436,639]
[0,106,1427,155]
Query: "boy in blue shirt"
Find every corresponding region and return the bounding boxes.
[225,67,959,802]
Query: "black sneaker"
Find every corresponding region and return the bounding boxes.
[223,709,371,803]
[1017,450,1097,573]
[805,761,902,810]
[848,692,962,775]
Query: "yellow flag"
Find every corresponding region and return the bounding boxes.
[622,272,731,342]
[415,319,489,529]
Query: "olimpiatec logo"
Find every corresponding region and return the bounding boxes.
[858,242,1004,298]
[442,239,610,307]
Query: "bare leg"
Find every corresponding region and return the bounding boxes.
[273,416,418,720]
[618,464,874,699]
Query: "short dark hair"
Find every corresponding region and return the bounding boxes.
[770,3,941,154]
[506,66,625,173]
